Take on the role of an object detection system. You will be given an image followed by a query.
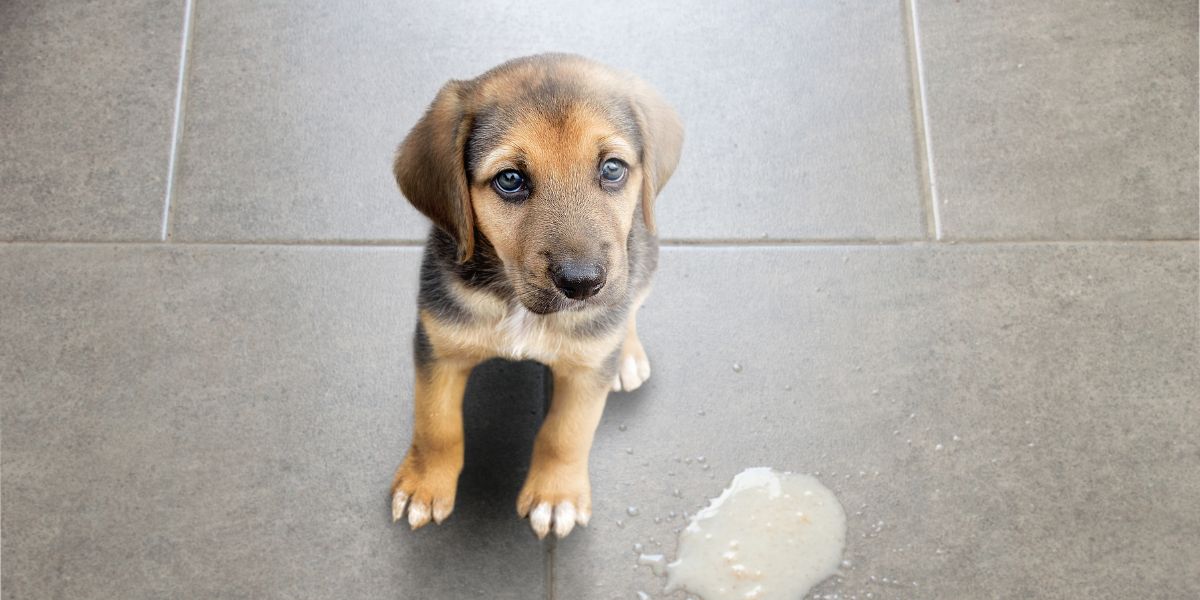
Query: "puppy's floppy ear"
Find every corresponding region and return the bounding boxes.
[394,80,475,262]
[630,81,683,235]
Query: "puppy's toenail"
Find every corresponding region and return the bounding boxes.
[530,502,552,539]
[407,502,431,529]
[392,492,409,523]
[554,502,577,538]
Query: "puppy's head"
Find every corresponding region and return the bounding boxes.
[395,54,682,314]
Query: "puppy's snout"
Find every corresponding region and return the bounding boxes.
[549,261,606,300]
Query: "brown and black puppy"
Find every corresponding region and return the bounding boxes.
[389,54,682,539]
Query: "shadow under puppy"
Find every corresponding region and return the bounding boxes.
[390,54,683,539]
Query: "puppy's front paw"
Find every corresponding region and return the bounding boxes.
[611,334,651,393]
[517,461,592,539]
[391,449,461,530]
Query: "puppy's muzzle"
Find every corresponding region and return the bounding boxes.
[549,261,606,300]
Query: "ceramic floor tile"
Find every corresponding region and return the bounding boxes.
[0,245,548,599]
[919,0,1199,240]
[0,0,182,241]
[554,243,1199,598]
[169,0,923,243]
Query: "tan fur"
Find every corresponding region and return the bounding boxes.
[419,302,623,369]
[391,360,473,529]
[391,54,682,538]
[469,107,643,308]
[517,364,610,522]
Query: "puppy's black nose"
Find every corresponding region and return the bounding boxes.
[550,262,606,300]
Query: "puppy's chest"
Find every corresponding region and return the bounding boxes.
[459,304,611,367]
[432,284,621,367]
[493,306,563,362]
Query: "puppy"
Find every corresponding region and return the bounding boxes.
[389,54,682,539]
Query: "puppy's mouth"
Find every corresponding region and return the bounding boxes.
[515,285,594,315]
[511,275,619,315]
[507,260,624,314]
[517,286,565,314]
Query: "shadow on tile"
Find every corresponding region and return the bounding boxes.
[458,359,547,518]
[391,359,549,593]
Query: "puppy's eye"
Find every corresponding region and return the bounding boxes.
[493,170,528,199]
[599,159,627,186]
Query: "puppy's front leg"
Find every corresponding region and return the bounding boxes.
[391,357,473,529]
[518,364,610,539]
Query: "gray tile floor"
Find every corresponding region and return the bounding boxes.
[1,1,1196,599]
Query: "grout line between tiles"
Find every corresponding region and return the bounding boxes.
[1,239,1197,249]
[662,238,1200,247]
[664,237,924,246]
[159,0,196,242]
[903,0,943,241]
[543,530,556,600]
[542,369,556,600]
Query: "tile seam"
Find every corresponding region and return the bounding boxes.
[543,371,556,600]
[159,0,196,242]
[1,239,1197,249]
[903,0,943,241]
[543,531,556,600]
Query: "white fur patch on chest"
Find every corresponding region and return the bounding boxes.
[442,280,612,366]
[498,305,559,362]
